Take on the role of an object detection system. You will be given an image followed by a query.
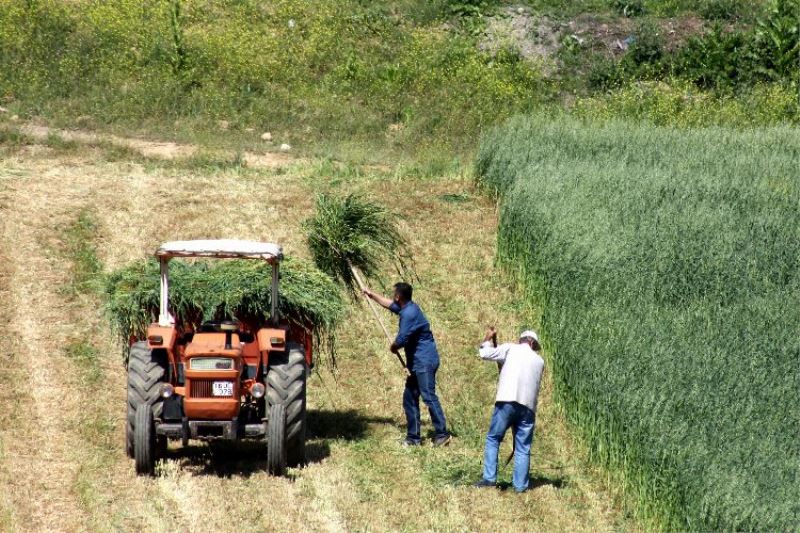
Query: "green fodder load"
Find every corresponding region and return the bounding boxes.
[305,193,413,295]
[476,117,800,531]
[104,257,345,363]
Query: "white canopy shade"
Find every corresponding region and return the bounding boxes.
[155,239,283,263]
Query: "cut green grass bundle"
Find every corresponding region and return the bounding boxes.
[476,116,800,531]
[305,193,413,295]
[103,256,345,364]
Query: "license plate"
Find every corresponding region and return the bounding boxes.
[212,381,233,397]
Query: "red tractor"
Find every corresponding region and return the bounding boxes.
[126,240,310,476]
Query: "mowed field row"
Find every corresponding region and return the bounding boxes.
[0,128,633,532]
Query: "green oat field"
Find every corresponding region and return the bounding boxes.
[477,117,800,531]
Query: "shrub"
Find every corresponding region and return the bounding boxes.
[676,0,799,87]
[626,21,665,66]
[750,0,800,81]
[448,0,495,17]
[610,0,646,17]
[672,25,750,88]
[699,0,741,20]
[476,116,800,531]
[586,55,625,90]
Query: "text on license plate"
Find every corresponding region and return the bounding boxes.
[212,381,233,397]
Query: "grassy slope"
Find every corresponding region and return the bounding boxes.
[476,117,800,531]
[0,0,546,164]
[1,0,796,169]
[0,127,636,532]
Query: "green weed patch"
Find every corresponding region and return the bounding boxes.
[64,340,102,384]
[61,209,102,295]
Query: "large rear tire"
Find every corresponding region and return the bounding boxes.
[134,404,156,475]
[266,343,307,467]
[266,403,287,476]
[126,341,167,458]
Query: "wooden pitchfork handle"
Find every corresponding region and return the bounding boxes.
[348,262,409,374]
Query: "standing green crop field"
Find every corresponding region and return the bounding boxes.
[476,117,800,531]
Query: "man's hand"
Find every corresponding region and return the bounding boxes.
[390,342,400,354]
[483,326,498,343]
[362,288,393,309]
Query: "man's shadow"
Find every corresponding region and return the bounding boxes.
[497,474,567,491]
[166,409,394,478]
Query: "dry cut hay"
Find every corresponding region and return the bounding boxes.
[103,256,345,364]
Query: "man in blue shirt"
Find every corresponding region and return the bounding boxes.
[363,282,451,446]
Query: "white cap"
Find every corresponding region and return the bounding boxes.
[520,330,539,343]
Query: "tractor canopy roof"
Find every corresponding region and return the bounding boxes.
[156,239,283,263]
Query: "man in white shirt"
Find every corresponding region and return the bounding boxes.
[473,327,545,493]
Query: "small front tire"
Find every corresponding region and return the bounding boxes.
[134,404,157,476]
[266,403,287,476]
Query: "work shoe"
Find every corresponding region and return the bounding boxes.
[401,438,421,447]
[473,479,496,489]
[432,434,452,447]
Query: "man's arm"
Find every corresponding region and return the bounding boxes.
[362,287,393,310]
[477,327,510,362]
[391,312,417,353]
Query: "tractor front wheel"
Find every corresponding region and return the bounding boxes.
[266,403,287,476]
[134,404,157,475]
[266,343,308,467]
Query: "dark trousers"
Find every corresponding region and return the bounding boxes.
[403,364,448,442]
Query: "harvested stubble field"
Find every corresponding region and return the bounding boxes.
[0,126,635,532]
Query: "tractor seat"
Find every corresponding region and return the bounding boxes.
[199,320,239,333]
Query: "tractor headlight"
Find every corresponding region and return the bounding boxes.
[160,383,175,399]
[250,383,266,399]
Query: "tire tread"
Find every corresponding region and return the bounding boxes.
[266,343,307,467]
[126,341,167,458]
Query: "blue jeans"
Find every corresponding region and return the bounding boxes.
[403,364,448,442]
[481,401,535,492]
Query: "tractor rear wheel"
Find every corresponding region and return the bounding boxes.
[126,341,167,458]
[266,343,307,467]
[134,404,157,475]
[266,403,287,476]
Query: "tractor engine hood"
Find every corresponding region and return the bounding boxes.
[183,332,244,420]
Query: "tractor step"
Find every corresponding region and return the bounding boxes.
[156,420,267,441]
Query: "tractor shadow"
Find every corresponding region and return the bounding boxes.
[164,408,394,479]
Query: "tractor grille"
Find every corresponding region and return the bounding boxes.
[190,379,234,398]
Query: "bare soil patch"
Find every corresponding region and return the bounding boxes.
[481,8,709,63]
[15,124,293,169]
